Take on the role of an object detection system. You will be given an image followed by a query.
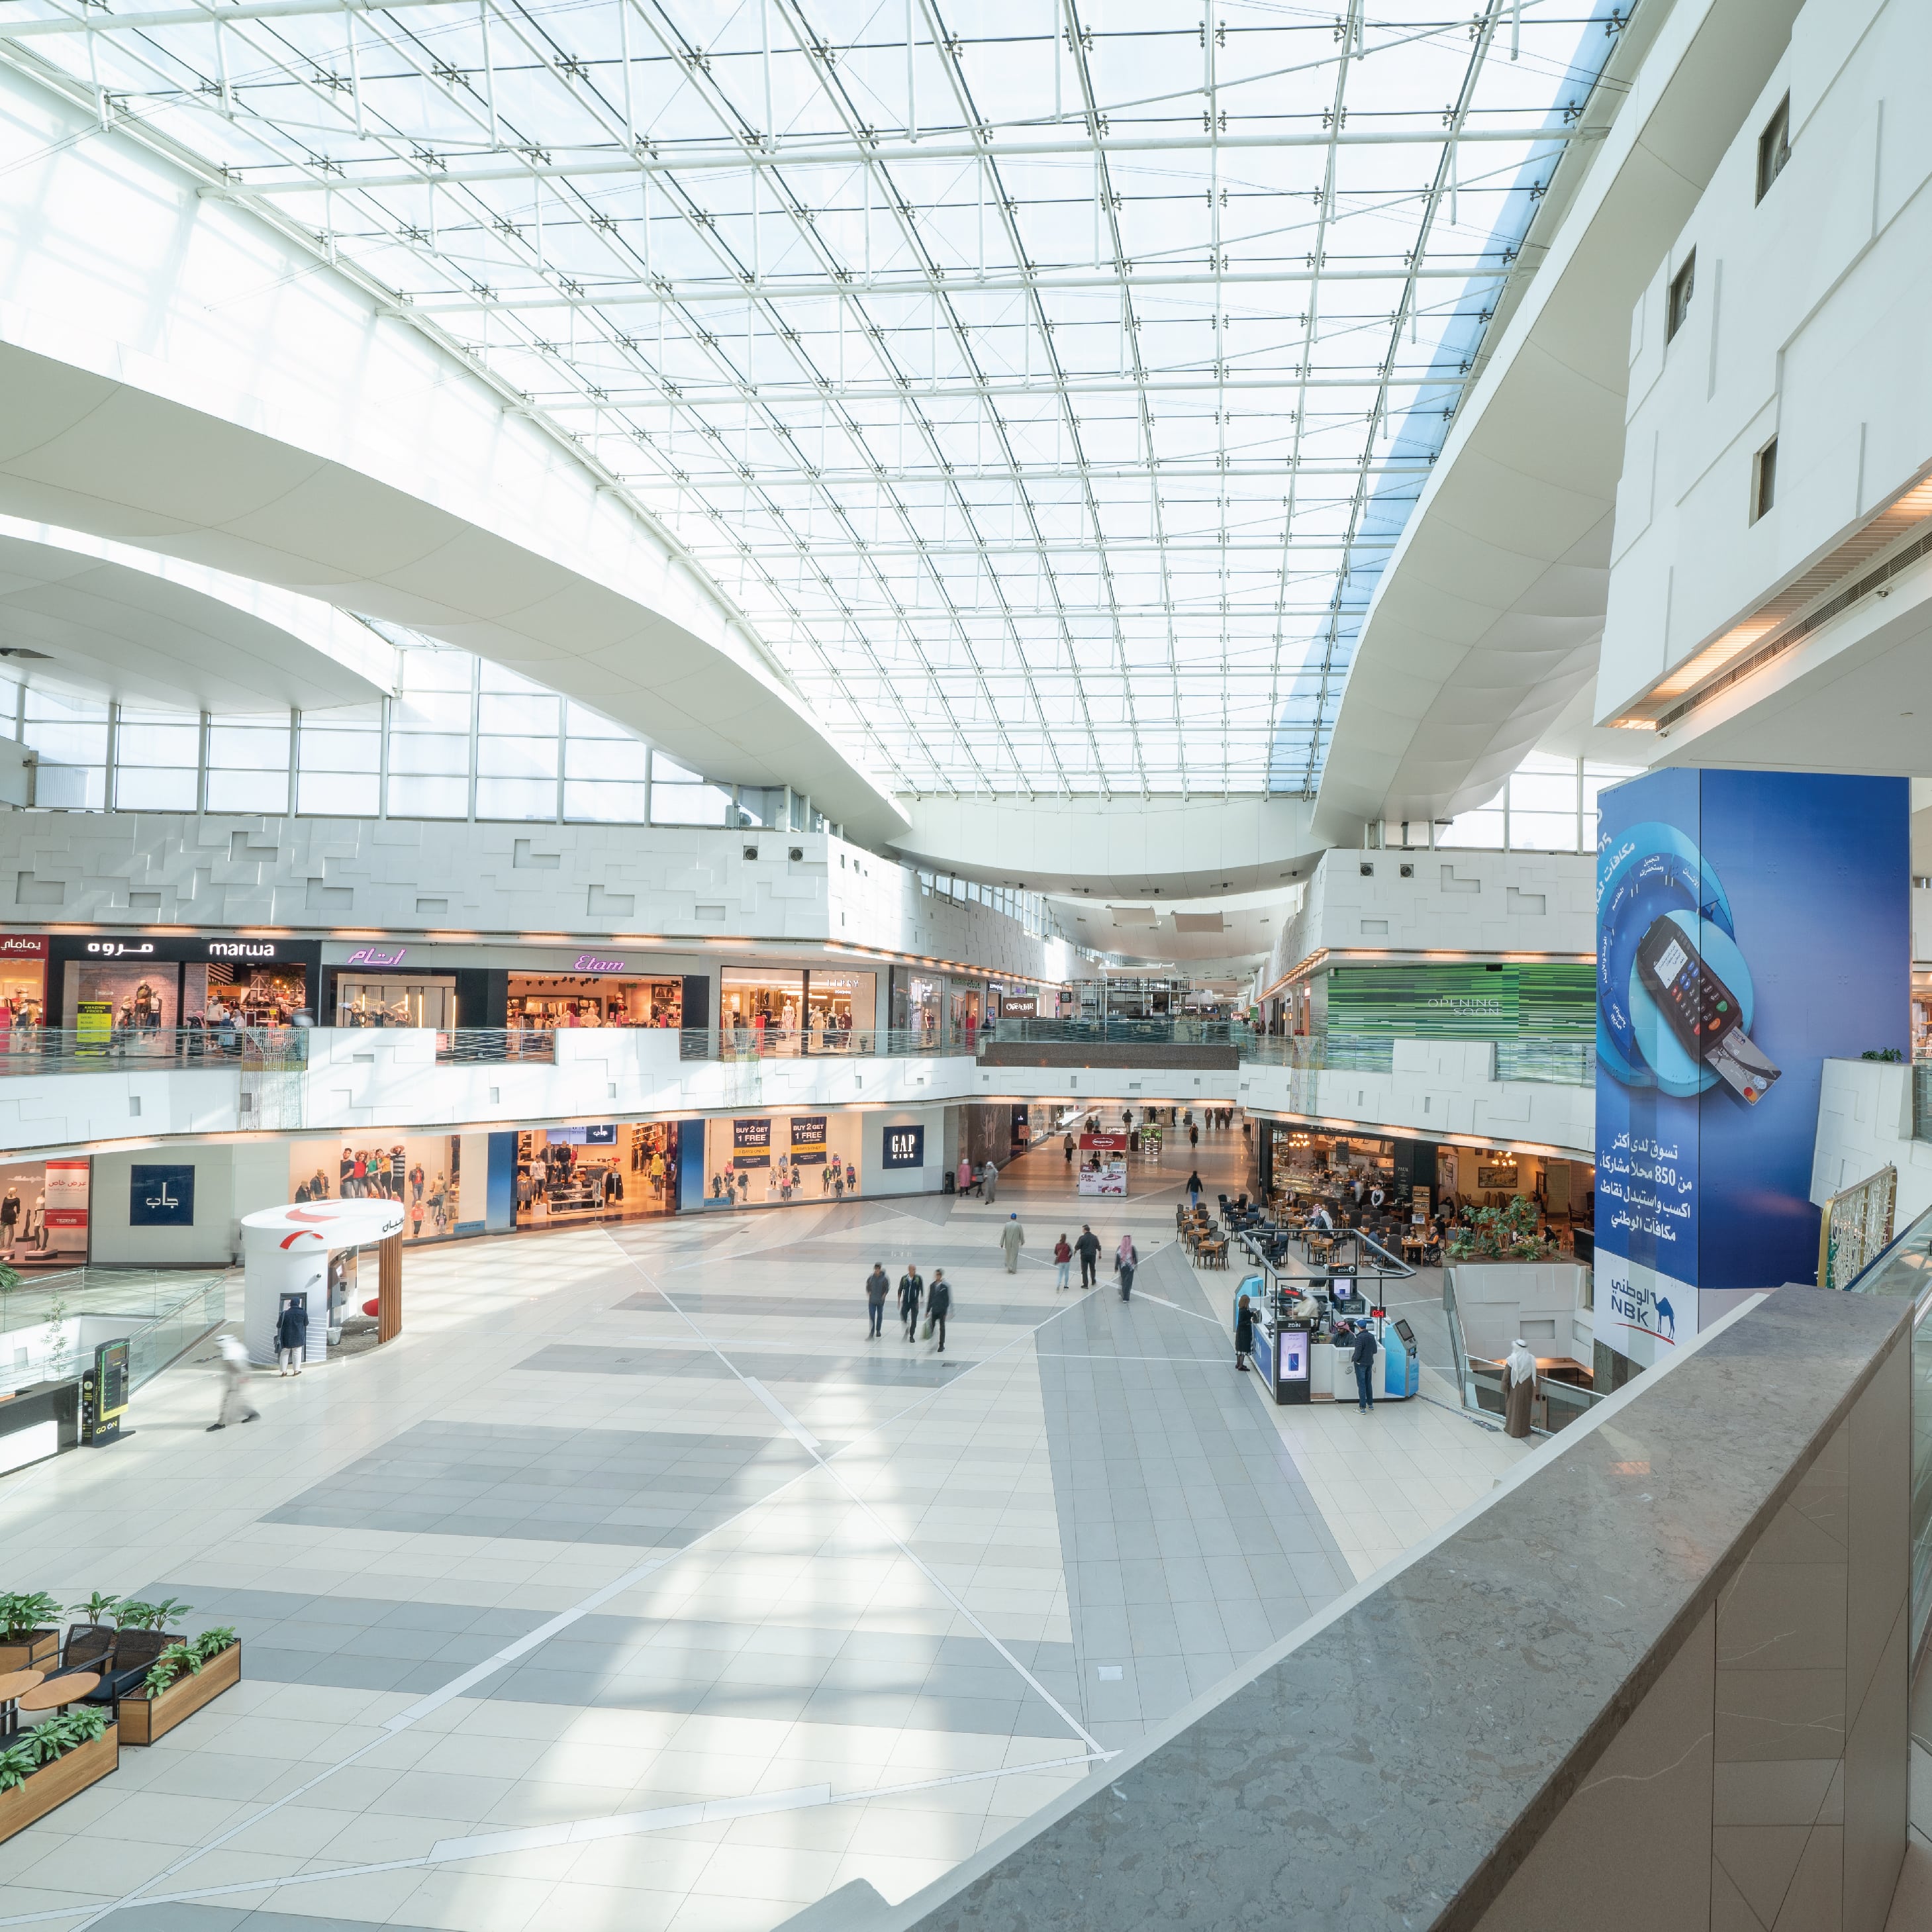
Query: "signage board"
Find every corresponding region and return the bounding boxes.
[732,1118,772,1168]
[75,1000,113,1053]
[130,1163,195,1228]
[882,1124,925,1170]
[791,1115,829,1167]
[998,994,1038,1018]
[0,935,47,959]
[44,1158,90,1237]
[1595,769,1907,1366]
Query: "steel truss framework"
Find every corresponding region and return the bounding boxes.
[2,0,1623,800]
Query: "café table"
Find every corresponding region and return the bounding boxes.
[15,1672,100,1714]
[0,1666,44,1736]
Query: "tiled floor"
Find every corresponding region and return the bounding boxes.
[0,1125,1531,1932]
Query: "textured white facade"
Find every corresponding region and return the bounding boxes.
[1600,0,1932,723]
[1261,848,1596,991]
[1810,1055,1932,1226]
[0,812,1071,985]
[1239,1043,1595,1163]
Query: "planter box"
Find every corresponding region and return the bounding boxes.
[118,1643,240,1747]
[0,1631,58,1673]
[0,1724,118,1844]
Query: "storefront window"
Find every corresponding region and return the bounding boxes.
[703,1112,863,1207]
[904,973,943,1043]
[337,975,458,1028]
[508,975,684,1029]
[515,1124,675,1226]
[290,1135,465,1241]
[804,971,875,1048]
[722,968,804,1049]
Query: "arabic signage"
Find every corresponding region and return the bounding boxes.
[44,1159,89,1235]
[0,935,46,959]
[1594,769,1907,1367]
[130,1163,196,1228]
[69,935,293,962]
[345,945,409,967]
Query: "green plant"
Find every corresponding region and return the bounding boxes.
[1445,1194,1558,1264]
[0,1592,62,1640]
[142,1643,198,1698]
[115,1596,191,1633]
[73,1592,120,1627]
[141,1627,234,1698]
[0,1705,107,1787]
[1860,1047,1904,1062]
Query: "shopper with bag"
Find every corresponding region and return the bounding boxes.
[1115,1233,1138,1301]
[925,1270,952,1353]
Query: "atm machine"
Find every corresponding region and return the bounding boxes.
[1380,1315,1420,1400]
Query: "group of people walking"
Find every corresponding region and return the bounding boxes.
[865,1261,953,1352]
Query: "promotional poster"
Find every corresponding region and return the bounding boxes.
[1594,770,1907,1365]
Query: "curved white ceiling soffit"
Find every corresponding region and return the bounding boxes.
[0,68,904,843]
[893,793,1321,902]
[1313,0,1804,843]
[0,517,395,712]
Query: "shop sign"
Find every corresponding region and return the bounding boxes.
[44,1159,90,1232]
[573,953,628,974]
[83,936,285,961]
[882,1124,925,1170]
[732,1118,771,1168]
[130,1163,195,1228]
[1079,1132,1128,1151]
[345,945,409,967]
[998,995,1038,1018]
[0,935,46,959]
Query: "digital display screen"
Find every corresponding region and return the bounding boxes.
[1652,938,1686,983]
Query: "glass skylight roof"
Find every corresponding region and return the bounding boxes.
[4,0,1623,798]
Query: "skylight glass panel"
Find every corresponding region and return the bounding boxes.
[5,0,1623,799]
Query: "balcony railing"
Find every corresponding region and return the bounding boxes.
[678,1026,975,1059]
[0,1025,308,1075]
[977,1018,1256,1049]
[1843,1198,1932,1655]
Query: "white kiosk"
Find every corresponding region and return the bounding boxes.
[242,1199,405,1367]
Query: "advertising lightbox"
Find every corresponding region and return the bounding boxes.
[1594,770,1907,1366]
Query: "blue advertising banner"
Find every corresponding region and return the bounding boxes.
[882,1124,925,1171]
[1594,770,1907,1365]
[130,1163,195,1228]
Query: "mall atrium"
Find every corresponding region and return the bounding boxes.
[0,0,1925,1927]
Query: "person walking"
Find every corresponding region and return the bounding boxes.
[1115,1233,1138,1301]
[275,1295,308,1377]
[209,1331,260,1431]
[1186,1169,1203,1211]
[1075,1224,1100,1289]
[957,1155,975,1197]
[927,1269,952,1353]
[1063,1131,1075,1169]
[1351,1322,1380,1412]
[865,1261,890,1339]
[1188,1122,1199,1151]
[982,1159,999,1204]
[898,1263,925,1341]
[1235,1293,1255,1372]
[999,1213,1025,1274]
[1053,1233,1072,1291]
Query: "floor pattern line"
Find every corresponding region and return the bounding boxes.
[604,1232,1112,1759]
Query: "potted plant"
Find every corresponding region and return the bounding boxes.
[0,1705,117,1844]
[0,1593,63,1673]
[64,1592,121,1650]
[1445,1195,1559,1263]
[118,1626,240,1747]
[113,1598,191,1635]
